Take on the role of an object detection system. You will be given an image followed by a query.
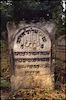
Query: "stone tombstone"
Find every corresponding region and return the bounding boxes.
[7,21,55,91]
[56,35,66,60]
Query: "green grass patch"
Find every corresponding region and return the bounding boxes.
[0,77,10,87]
[45,92,49,96]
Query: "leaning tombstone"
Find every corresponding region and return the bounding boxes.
[7,20,55,91]
[56,35,66,60]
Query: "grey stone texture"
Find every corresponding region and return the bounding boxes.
[7,20,55,91]
[56,35,66,60]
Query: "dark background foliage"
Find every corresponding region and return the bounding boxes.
[0,0,65,38]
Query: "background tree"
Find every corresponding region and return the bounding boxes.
[0,0,13,31]
[0,0,65,38]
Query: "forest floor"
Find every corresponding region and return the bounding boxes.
[0,40,66,100]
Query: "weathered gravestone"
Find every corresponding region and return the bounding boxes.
[56,35,66,60]
[7,21,55,91]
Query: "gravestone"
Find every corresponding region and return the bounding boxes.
[7,21,55,91]
[56,35,66,60]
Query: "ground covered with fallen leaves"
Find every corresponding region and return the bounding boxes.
[0,40,65,100]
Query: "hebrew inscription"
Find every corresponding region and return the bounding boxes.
[14,51,50,56]
[13,26,51,69]
[13,27,51,51]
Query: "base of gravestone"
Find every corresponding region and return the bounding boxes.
[11,72,54,91]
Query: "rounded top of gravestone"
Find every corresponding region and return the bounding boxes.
[7,20,55,48]
[13,26,51,52]
[7,20,55,35]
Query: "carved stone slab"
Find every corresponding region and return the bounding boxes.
[56,35,66,60]
[7,21,55,91]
